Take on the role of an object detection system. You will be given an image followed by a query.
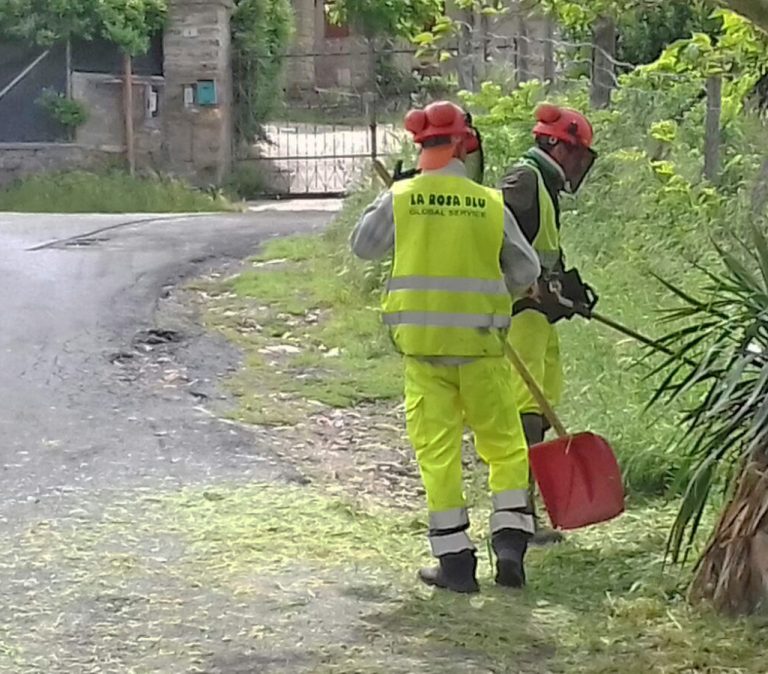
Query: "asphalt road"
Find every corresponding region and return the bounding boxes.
[0,205,338,524]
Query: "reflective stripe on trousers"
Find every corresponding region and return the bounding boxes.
[490,510,535,535]
[383,311,511,329]
[387,276,508,295]
[492,490,530,512]
[428,508,474,557]
[429,508,469,531]
[429,530,475,557]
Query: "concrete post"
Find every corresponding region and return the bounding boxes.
[163,0,234,185]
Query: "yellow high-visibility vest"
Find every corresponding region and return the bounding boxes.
[518,158,560,271]
[382,173,511,357]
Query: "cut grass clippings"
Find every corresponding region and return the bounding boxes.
[0,170,237,213]
[0,482,764,673]
[193,192,768,671]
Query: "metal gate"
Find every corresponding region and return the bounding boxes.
[248,120,401,197]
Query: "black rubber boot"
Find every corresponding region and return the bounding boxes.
[418,550,480,594]
[521,413,546,447]
[492,529,530,588]
[531,525,566,547]
[522,413,566,547]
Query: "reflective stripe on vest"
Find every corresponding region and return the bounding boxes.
[518,159,560,272]
[382,311,511,329]
[383,173,511,358]
[387,276,508,295]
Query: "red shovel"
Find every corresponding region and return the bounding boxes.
[505,344,625,531]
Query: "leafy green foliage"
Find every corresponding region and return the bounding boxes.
[0,0,166,54]
[719,0,768,33]
[553,0,717,67]
[541,0,649,32]
[615,1,716,65]
[326,0,443,40]
[0,0,96,43]
[232,0,294,144]
[36,88,89,136]
[97,0,166,55]
[451,13,768,494]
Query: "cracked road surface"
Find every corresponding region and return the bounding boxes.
[0,206,337,523]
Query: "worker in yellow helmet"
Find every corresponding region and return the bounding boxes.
[500,104,598,546]
[350,101,541,593]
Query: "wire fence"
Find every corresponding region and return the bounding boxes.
[251,30,723,197]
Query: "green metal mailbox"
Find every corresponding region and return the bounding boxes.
[195,80,218,107]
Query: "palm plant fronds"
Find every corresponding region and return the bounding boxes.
[653,225,768,615]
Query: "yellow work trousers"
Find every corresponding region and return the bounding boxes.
[508,310,563,415]
[403,356,530,514]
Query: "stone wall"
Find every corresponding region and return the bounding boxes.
[163,0,234,185]
[0,144,121,188]
[72,72,165,170]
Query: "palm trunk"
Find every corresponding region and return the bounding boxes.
[689,453,768,615]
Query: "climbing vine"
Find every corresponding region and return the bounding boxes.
[231,0,294,146]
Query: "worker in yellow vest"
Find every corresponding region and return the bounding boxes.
[500,104,598,546]
[350,102,541,593]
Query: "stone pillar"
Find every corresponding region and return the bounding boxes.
[285,0,317,96]
[163,0,234,185]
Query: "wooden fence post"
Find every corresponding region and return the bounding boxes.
[590,15,616,108]
[704,75,722,184]
[123,52,135,176]
[543,18,555,84]
[517,17,531,83]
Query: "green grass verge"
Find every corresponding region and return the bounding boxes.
[1,482,764,673]
[203,187,696,494]
[187,195,768,671]
[0,170,237,213]
[199,191,401,426]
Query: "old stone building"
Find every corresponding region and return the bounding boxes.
[284,0,555,96]
[0,0,235,186]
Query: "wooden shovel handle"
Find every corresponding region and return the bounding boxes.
[504,343,568,439]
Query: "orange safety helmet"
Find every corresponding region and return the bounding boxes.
[405,101,472,143]
[533,103,594,149]
[405,101,480,171]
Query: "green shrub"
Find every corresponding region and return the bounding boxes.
[225,163,271,199]
[0,171,237,213]
[37,89,89,139]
